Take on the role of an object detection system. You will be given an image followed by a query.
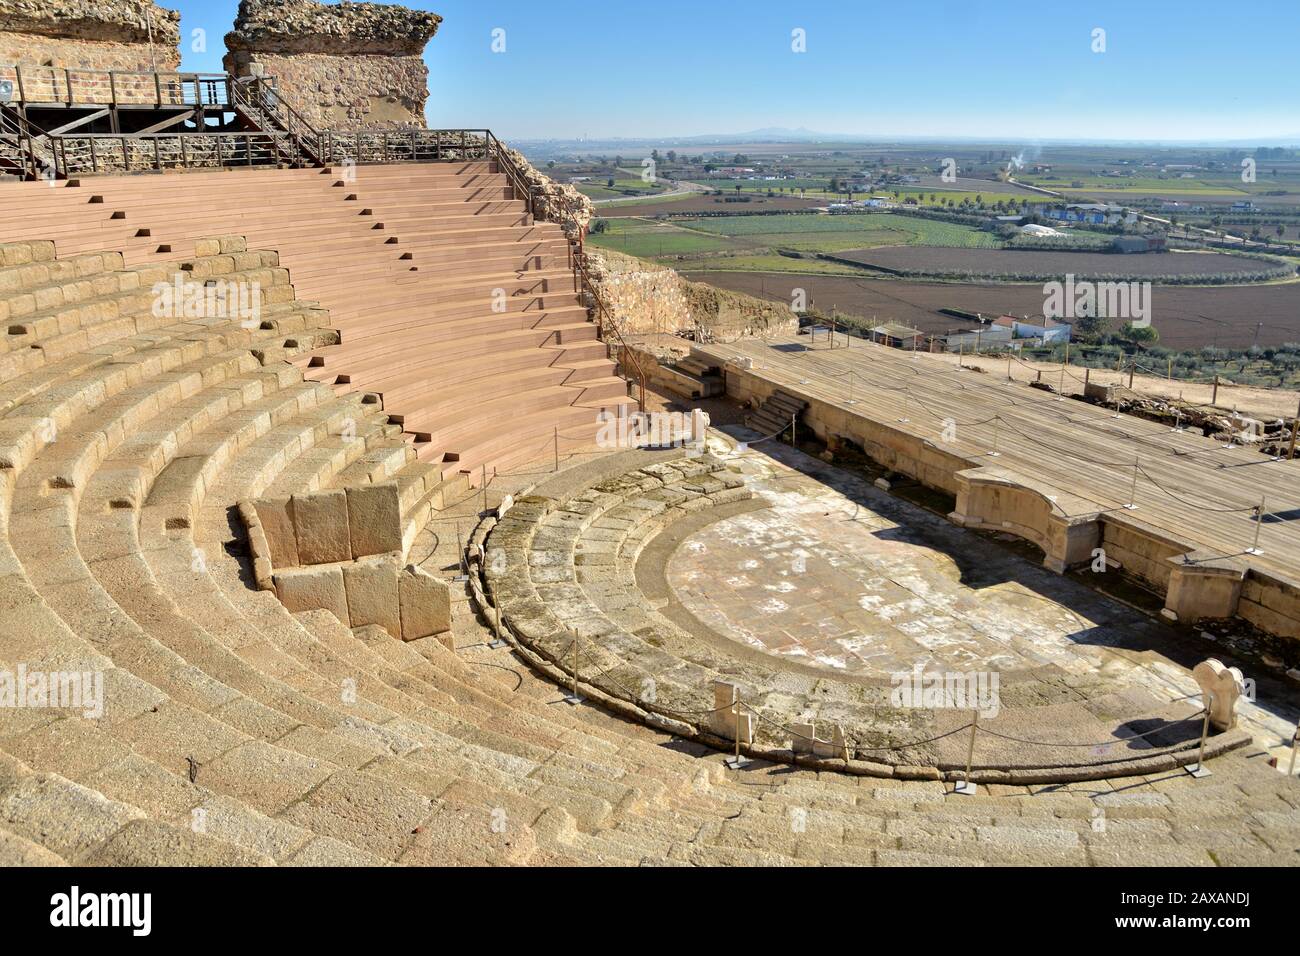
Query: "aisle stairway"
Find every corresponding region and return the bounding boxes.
[0,237,1296,866]
[0,161,633,483]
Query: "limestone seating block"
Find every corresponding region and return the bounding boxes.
[291,488,351,565]
[791,721,849,761]
[0,240,56,268]
[343,555,402,639]
[238,501,274,591]
[398,565,452,643]
[273,564,350,624]
[344,482,402,559]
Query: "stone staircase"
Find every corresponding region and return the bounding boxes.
[0,233,1296,866]
[749,388,807,438]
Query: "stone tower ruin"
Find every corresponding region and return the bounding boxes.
[223,0,442,130]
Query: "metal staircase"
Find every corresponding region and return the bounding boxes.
[231,76,323,168]
[0,104,52,180]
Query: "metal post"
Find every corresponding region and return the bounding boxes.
[990,416,1000,457]
[563,634,583,705]
[452,523,469,582]
[553,426,559,473]
[954,712,978,795]
[1211,374,1219,405]
[1126,457,1139,510]
[725,690,750,770]
[1185,693,1214,778]
[481,464,488,514]
[488,600,506,650]
[846,369,856,405]
[1248,496,1265,555]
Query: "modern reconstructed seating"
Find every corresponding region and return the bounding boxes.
[0,161,632,484]
[0,216,1296,866]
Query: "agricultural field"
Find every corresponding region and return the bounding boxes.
[599,193,824,217]
[584,218,740,258]
[683,270,1300,350]
[837,246,1294,283]
[587,212,1002,265]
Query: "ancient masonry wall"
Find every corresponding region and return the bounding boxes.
[586,249,798,342]
[224,0,442,130]
[0,0,181,72]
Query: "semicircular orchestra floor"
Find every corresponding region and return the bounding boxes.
[478,430,1296,778]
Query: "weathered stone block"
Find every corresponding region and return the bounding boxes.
[291,489,350,565]
[398,564,451,642]
[253,496,299,568]
[274,565,348,623]
[344,481,402,559]
[343,554,401,638]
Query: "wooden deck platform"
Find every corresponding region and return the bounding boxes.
[695,334,1300,587]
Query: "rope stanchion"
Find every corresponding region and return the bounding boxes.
[1186,693,1214,778]
[954,712,978,795]
[562,632,584,706]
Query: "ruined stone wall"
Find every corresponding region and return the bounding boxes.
[585,249,797,343]
[0,0,181,73]
[223,0,441,130]
[502,146,594,239]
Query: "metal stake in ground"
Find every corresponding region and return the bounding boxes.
[1247,496,1266,555]
[563,634,584,706]
[488,600,507,650]
[953,712,978,795]
[553,426,559,473]
[1185,693,1214,779]
[453,523,469,582]
[725,694,750,770]
[1125,457,1139,510]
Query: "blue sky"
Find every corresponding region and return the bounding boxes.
[174,0,1299,143]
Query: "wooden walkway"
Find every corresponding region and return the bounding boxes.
[696,334,1300,583]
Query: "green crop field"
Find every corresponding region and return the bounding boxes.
[587,212,1002,270]
[586,218,740,257]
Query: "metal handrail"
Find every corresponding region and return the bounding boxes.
[572,238,647,412]
[1,65,233,108]
[0,105,50,180]
[486,130,537,219]
[231,75,321,165]
[320,127,491,166]
[48,130,299,175]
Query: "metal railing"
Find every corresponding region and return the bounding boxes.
[321,127,492,167]
[486,130,537,219]
[572,239,648,412]
[231,75,321,165]
[0,65,234,109]
[49,130,305,176]
[0,105,39,179]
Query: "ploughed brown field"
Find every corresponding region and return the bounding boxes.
[599,195,825,218]
[836,246,1282,279]
[682,270,1300,349]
